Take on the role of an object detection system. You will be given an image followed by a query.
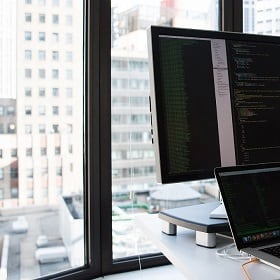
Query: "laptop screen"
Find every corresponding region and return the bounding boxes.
[215,163,280,250]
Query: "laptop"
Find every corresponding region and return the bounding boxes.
[214,162,280,270]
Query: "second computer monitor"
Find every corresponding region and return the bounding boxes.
[148,26,280,183]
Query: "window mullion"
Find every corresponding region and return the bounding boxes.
[221,0,243,32]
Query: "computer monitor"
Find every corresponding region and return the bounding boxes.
[148,26,280,184]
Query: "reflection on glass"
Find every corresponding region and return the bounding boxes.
[0,0,84,278]
[111,0,219,259]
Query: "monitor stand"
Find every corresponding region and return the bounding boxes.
[158,202,230,248]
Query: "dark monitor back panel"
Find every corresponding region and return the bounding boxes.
[148,26,280,184]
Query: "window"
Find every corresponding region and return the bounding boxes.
[56,166,62,176]
[26,148,32,157]
[7,106,15,116]
[11,188,18,198]
[26,168,33,178]
[25,50,32,60]
[25,125,32,134]
[52,69,59,79]
[0,0,225,278]
[10,168,18,179]
[52,51,59,61]
[109,0,221,266]
[25,69,32,78]
[25,88,32,97]
[11,149,17,157]
[38,50,46,60]
[39,88,46,97]
[52,88,59,96]
[66,106,72,116]
[7,123,16,134]
[66,87,72,97]
[52,124,59,133]
[39,14,46,23]
[65,33,72,44]
[38,105,46,115]
[41,147,47,156]
[25,13,32,22]
[52,106,59,115]
[0,106,4,116]
[66,51,72,61]
[55,146,61,155]
[0,149,2,158]
[53,15,59,24]
[65,69,72,80]
[39,32,46,41]
[39,124,46,134]
[65,15,73,25]
[25,106,32,115]
[25,31,32,40]
[38,69,46,78]
[52,32,59,43]
[0,124,4,134]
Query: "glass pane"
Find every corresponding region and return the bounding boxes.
[243,0,280,35]
[111,0,220,260]
[0,0,84,278]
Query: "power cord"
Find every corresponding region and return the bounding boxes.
[241,258,260,280]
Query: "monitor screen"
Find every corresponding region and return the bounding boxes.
[148,26,280,183]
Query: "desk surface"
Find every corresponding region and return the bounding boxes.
[136,213,280,280]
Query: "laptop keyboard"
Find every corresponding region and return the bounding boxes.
[261,245,280,258]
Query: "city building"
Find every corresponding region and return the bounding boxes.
[0,99,17,207]
[0,0,84,208]
[0,0,279,279]
[254,0,280,34]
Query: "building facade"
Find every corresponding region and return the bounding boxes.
[0,0,84,207]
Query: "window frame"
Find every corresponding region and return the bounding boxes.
[99,0,243,276]
[99,0,170,275]
[25,0,244,279]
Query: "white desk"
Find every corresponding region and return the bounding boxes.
[136,214,280,280]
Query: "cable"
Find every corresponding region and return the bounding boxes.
[241,258,259,280]
[216,243,251,260]
[138,254,142,272]
[217,244,260,279]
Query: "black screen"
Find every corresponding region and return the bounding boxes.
[157,37,221,180]
[227,41,280,164]
[148,26,280,183]
[216,164,280,248]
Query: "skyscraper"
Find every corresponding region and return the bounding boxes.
[0,0,84,207]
